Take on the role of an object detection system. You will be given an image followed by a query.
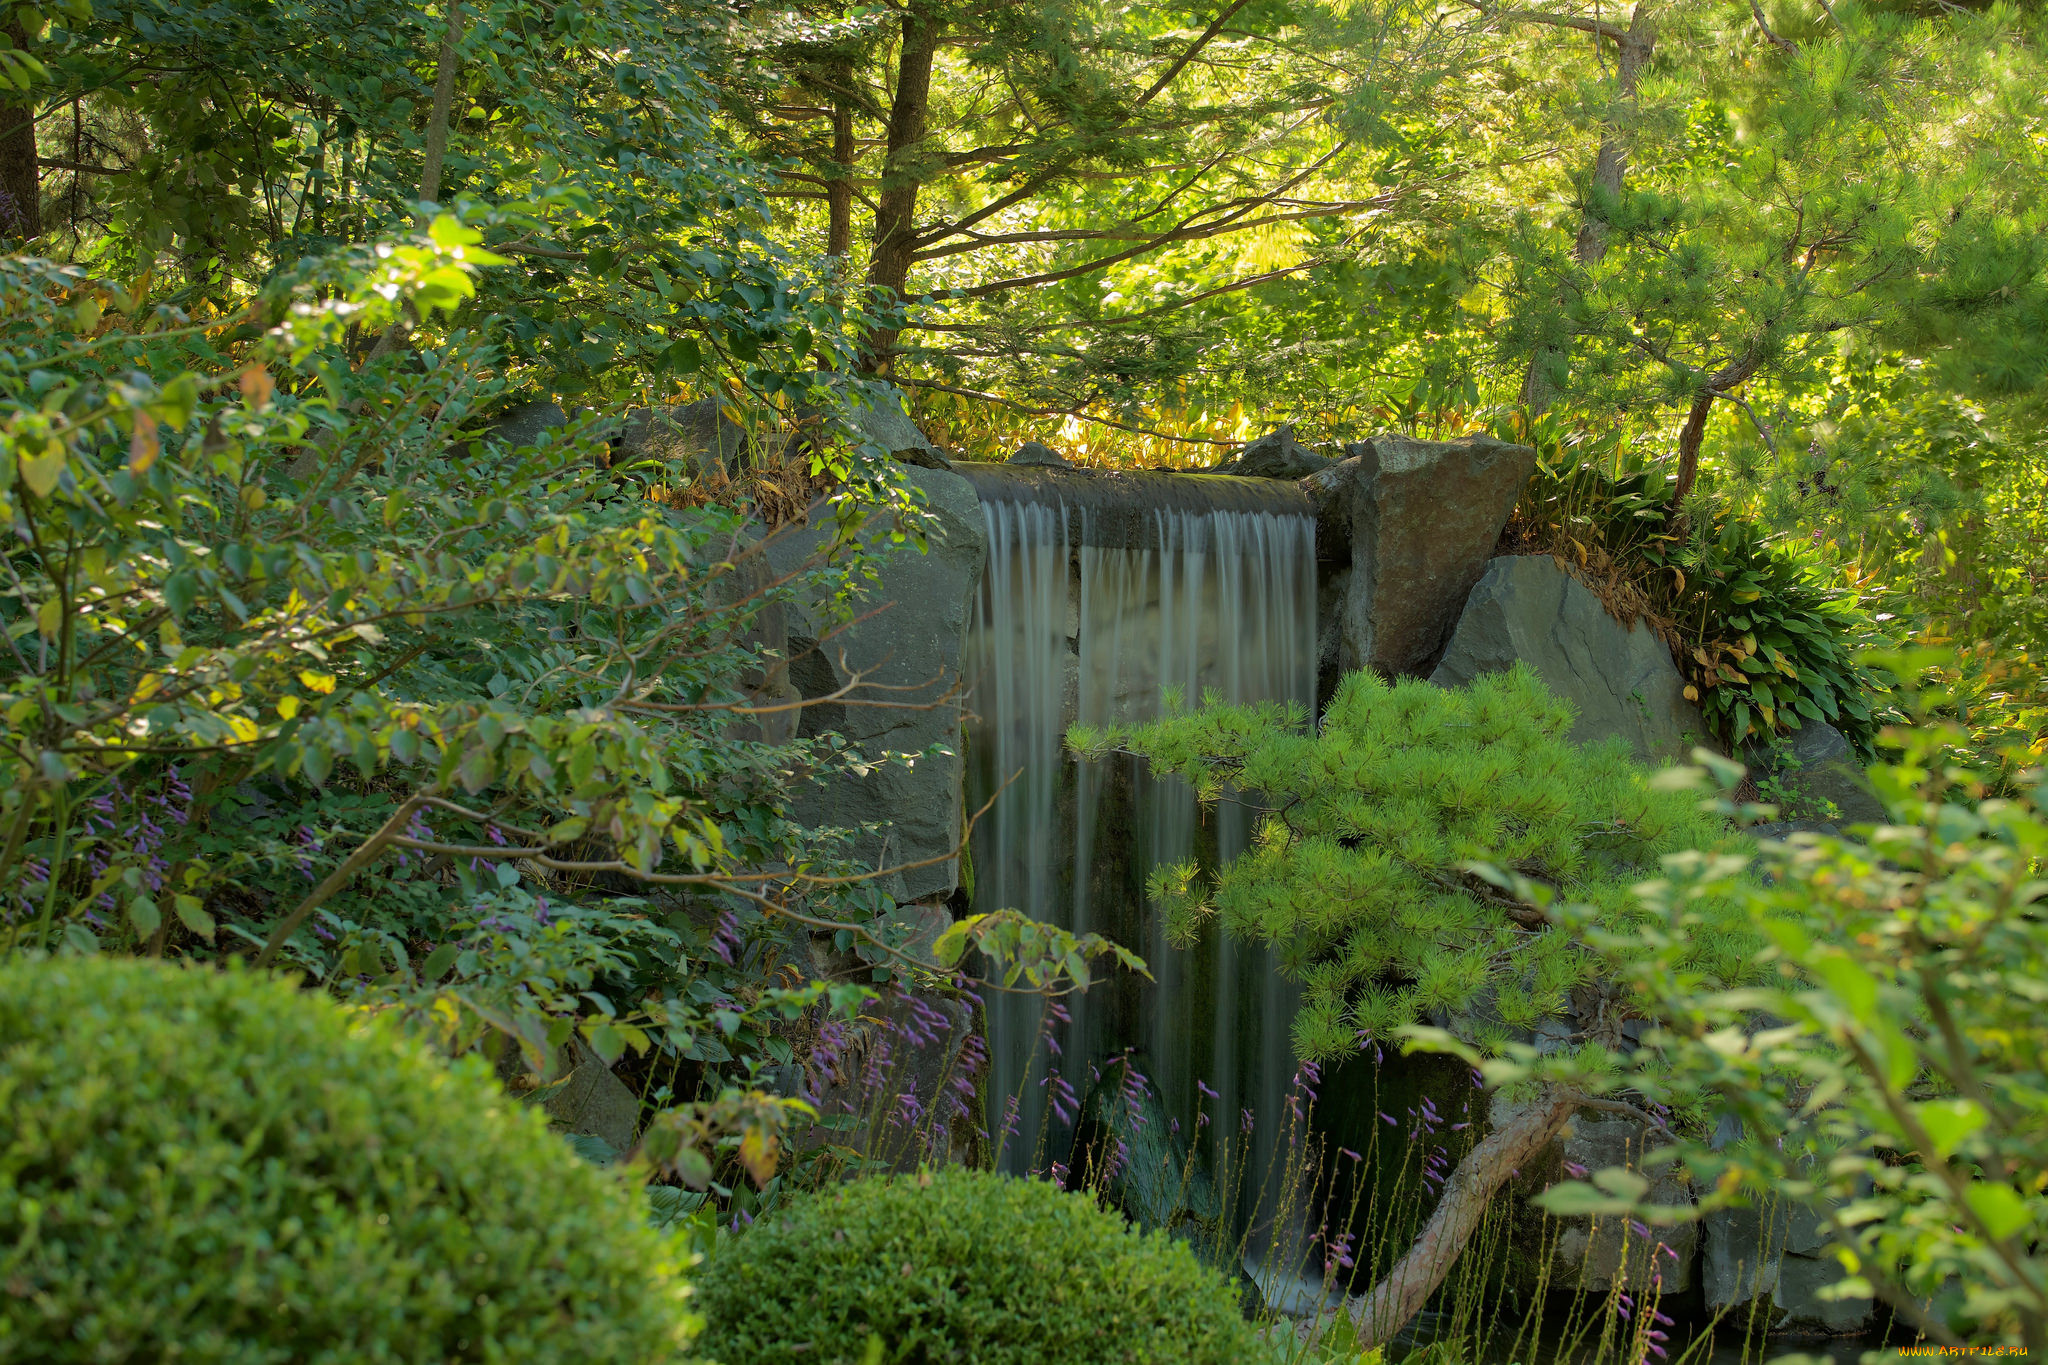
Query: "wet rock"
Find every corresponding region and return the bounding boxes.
[1304,434,1534,677]
[1008,441,1072,468]
[1741,720,1886,826]
[1213,426,1331,480]
[763,466,986,902]
[1704,1199,1874,1334]
[1430,555,1711,765]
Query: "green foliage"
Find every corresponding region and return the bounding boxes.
[1070,666,1749,1063]
[694,1168,1258,1365]
[0,954,697,1362]
[1533,700,2048,1348]
[1508,431,1887,753]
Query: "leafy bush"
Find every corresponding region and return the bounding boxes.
[1534,698,2048,1348]
[0,955,696,1362]
[1072,665,1746,1061]
[693,1168,1258,1365]
[1504,429,1885,753]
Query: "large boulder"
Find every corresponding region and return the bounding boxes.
[764,466,986,902]
[845,383,949,469]
[1704,1199,1874,1334]
[1741,720,1886,826]
[499,1034,641,1161]
[1304,434,1534,677]
[1430,555,1711,765]
[616,397,753,473]
[1212,426,1330,480]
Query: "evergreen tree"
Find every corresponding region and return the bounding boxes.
[1074,664,1762,1348]
[1072,663,1748,1063]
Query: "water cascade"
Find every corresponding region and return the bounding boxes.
[958,463,1318,1269]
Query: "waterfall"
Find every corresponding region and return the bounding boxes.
[962,468,1317,1263]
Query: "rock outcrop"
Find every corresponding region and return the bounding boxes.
[615,397,753,473]
[1704,1198,1874,1334]
[1212,426,1330,480]
[839,381,950,469]
[764,466,986,903]
[1304,434,1534,678]
[1742,719,1886,827]
[1430,555,1710,765]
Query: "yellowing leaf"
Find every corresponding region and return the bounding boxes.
[238,365,275,411]
[299,670,337,695]
[21,440,66,497]
[277,694,301,720]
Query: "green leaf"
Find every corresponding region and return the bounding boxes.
[1914,1098,1986,1158]
[1963,1182,2031,1241]
[128,896,162,937]
[420,943,460,982]
[173,894,216,940]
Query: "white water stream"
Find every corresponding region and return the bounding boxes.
[965,489,1317,1253]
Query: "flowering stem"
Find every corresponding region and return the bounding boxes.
[253,791,435,969]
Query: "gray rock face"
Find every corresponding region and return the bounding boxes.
[1213,426,1331,480]
[843,383,948,469]
[765,466,986,902]
[1008,441,1072,469]
[1705,1200,1874,1334]
[616,397,753,473]
[1430,555,1711,765]
[1742,720,1886,825]
[1304,434,1534,677]
[482,399,570,451]
[499,1035,641,1160]
[1541,1112,1697,1294]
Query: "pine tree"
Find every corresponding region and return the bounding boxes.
[1072,663,1761,1349]
[1072,663,1747,1063]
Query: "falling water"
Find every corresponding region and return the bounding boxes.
[962,471,1317,1265]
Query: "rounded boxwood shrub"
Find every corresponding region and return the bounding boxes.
[0,956,694,1363]
[695,1167,1258,1364]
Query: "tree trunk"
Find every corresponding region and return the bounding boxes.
[417,0,465,216]
[1308,1085,1580,1351]
[1669,389,1713,508]
[859,0,942,373]
[1520,7,1656,414]
[827,61,854,262]
[0,17,40,242]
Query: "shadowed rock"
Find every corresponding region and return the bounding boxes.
[1304,433,1534,677]
[1741,719,1885,825]
[763,466,986,902]
[1430,555,1710,765]
[1212,426,1331,480]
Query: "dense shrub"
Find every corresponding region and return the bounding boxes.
[694,1168,1258,1364]
[0,957,695,1363]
